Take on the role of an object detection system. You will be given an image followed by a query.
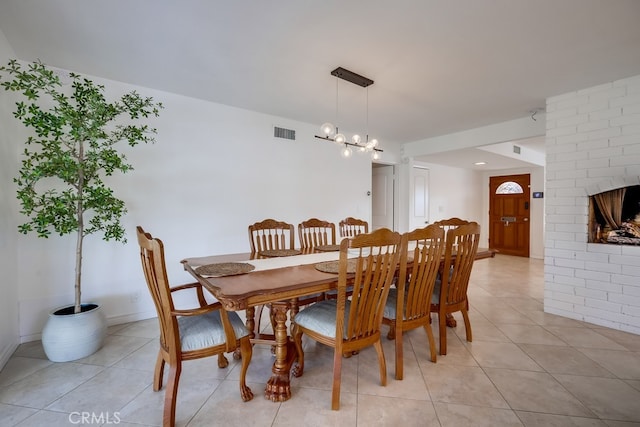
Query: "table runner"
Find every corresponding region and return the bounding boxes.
[186,251,342,277]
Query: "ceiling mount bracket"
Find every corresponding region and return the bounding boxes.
[330,67,374,88]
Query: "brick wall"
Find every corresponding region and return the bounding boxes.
[545,74,640,335]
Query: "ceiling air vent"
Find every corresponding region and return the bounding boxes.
[274,126,296,141]
[513,145,521,154]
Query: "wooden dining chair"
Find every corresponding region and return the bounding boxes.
[298,218,336,249]
[338,216,369,238]
[430,222,480,355]
[292,228,402,410]
[432,217,472,328]
[248,218,295,253]
[432,217,470,232]
[382,224,445,379]
[136,226,253,427]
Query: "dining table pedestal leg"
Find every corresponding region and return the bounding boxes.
[264,301,296,402]
[245,306,256,339]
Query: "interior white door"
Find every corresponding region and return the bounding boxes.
[410,167,430,230]
[372,165,394,231]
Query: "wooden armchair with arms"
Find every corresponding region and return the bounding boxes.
[136,226,253,427]
[292,228,402,410]
[338,216,369,238]
[430,222,481,355]
[382,224,445,379]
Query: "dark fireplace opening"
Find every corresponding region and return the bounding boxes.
[589,185,640,244]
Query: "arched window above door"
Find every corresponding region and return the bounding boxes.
[496,181,524,194]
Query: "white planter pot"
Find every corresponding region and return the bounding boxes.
[42,303,107,362]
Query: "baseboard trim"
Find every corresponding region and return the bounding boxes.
[107,311,157,326]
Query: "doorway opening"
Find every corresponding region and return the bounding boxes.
[372,164,394,231]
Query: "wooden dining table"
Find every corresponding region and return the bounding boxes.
[181,247,495,403]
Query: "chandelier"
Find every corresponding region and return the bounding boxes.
[315,67,383,160]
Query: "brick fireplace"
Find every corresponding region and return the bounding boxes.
[545,74,640,335]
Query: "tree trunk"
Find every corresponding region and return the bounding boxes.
[75,141,85,314]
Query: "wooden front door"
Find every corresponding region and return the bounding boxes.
[489,174,530,257]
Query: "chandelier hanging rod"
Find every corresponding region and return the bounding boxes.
[314,135,383,152]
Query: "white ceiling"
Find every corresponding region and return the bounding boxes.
[415,135,547,171]
[1,1,639,170]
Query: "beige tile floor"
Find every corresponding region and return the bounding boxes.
[2,254,640,426]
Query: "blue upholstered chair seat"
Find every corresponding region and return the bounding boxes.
[178,310,250,352]
[432,266,454,304]
[294,299,352,339]
[383,288,411,320]
[432,279,441,304]
[385,284,437,320]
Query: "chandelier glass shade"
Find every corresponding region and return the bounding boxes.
[320,122,336,137]
[315,67,383,159]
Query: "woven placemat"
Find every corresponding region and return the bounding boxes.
[259,249,302,257]
[314,244,340,252]
[315,259,359,274]
[196,262,255,277]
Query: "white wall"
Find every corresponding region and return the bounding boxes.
[545,74,640,334]
[419,162,484,223]
[0,30,20,367]
[4,70,403,342]
[395,160,485,241]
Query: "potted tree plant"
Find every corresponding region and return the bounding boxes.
[0,59,163,361]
